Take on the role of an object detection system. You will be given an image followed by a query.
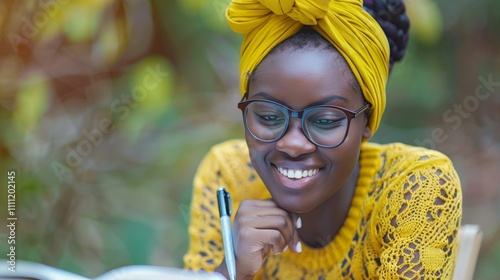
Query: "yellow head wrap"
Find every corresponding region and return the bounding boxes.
[226,0,390,135]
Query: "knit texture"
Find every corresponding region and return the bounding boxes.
[184,139,462,279]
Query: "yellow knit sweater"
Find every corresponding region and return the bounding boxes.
[184,139,462,279]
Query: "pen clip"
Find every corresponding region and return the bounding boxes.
[226,192,232,216]
[217,187,232,217]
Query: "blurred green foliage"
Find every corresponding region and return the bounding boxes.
[0,0,499,278]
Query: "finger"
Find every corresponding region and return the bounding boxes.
[243,199,280,208]
[235,227,287,257]
[256,229,288,256]
[234,200,296,254]
[244,199,305,211]
[238,200,288,215]
[238,214,294,245]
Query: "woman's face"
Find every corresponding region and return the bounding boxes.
[245,47,372,214]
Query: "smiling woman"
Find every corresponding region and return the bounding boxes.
[183,0,462,279]
[241,44,371,217]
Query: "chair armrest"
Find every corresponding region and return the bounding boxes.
[452,224,483,280]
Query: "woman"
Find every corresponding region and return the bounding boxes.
[184,0,462,279]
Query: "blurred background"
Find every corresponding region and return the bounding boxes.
[0,0,498,278]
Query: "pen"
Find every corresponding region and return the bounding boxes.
[217,187,236,280]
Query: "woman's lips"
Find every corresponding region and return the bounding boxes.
[273,165,322,190]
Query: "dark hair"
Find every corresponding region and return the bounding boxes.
[363,0,410,70]
[267,26,335,54]
[265,0,410,72]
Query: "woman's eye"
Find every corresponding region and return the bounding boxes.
[263,115,278,121]
[307,109,346,129]
[315,119,334,124]
[311,118,344,129]
[258,114,282,122]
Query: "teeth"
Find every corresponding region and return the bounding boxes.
[278,167,319,179]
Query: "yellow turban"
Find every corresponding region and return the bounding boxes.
[226,0,390,135]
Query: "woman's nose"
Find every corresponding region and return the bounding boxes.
[275,119,316,157]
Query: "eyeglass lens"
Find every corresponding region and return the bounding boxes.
[244,101,349,147]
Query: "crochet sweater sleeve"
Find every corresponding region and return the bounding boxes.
[371,146,462,279]
[183,144,226,271]
[183,140,266,271]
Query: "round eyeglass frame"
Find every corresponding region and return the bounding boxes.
[237,98,371,148]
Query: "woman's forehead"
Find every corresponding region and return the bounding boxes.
[248,48,363,107]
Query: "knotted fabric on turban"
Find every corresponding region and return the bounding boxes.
[226,0,390,135]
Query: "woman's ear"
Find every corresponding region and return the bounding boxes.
[362,112,372,139]
[363,123,372,139]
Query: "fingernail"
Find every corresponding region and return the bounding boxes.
[296,217,302,229]
[296,241,302,253]
[283,245,288,253]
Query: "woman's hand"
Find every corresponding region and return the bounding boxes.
[219,199,301,280]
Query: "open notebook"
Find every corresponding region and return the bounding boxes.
[0,260,226,280]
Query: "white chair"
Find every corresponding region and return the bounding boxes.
[452,224,483,280]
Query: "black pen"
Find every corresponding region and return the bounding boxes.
[216,187,236,280]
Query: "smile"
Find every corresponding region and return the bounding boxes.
[277,166,320,179]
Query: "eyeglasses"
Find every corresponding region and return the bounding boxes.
[238,99,371,148]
